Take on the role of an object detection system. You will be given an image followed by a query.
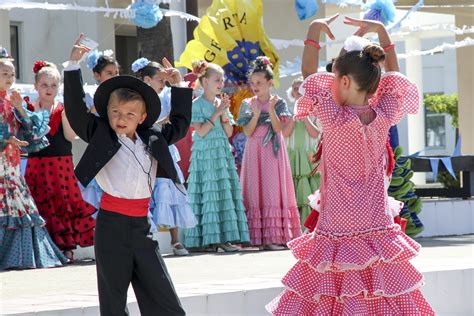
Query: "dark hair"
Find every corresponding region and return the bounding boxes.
[93,55,119,74]
[333,44,385,95]
[325,59,335,73]
[134,61,164,80]
[249,56,274,80]
[108,88,145,112]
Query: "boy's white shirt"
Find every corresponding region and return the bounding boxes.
[96,133,157,199]
[64,63,157,199]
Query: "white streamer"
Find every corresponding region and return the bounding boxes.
[0,1,200,22]
[278,37,474,78]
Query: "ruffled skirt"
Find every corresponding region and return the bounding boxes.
[241,130,301,245]
[185,129,250,247]
[149,178,197,229]
[0,148,67,269]
[266,225,435,315]
[25,156,96,251]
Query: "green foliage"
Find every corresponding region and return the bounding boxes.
[424,94,458,128]
[437,171,461,188]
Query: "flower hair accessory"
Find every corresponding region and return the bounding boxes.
[191,59,208,77]
[259,56,271,65]
[86,49,114,70]
[131,57,151,73]
[33,61,47,74]
[343,36,372,53]
[0,47,12,59]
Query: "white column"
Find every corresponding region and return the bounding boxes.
[0,10,10,53]
[404,37,426,184]
[170,0,187,72]
[455,14,474,155]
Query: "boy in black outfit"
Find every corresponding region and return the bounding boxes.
[64,34,190,316]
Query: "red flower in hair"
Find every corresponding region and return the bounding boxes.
[33,61,46,74]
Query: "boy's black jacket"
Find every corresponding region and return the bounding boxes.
[64,69,192,187]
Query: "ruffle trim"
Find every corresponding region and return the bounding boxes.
[246,206,302,245]
[288,225,420,272]
[282,259,424,302]
[0,212,45,229]
[266,289,435,316]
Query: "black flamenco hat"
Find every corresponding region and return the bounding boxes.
[94,75,161,130]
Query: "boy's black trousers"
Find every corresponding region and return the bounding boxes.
[94,209,185,316]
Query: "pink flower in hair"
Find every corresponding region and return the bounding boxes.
[260,56,271,65]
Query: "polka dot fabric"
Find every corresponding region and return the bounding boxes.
[25,156,96,251]
[240,97,301,246]
[0,144,67,270]
[266,72,434,314]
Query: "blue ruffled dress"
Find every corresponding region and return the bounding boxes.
[184,96,250,247]
[0,92,67,269]
[149,87,197,229]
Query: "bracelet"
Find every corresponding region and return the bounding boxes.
[206,118,215,127]
[383,43,395,52]
[304,39,321,50]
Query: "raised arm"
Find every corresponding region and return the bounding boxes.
[160,87,192,145]
[63,34,97,142]
[63,69,98,143]
[343,16,399,72]
[302,14,339,79]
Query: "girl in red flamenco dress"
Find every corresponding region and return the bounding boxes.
[266,15,435,315]
[24,61,96,262]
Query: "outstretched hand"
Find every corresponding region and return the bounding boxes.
[343,16,384,37]
[70,33,92,62]
[161,57,182,85]
[308,13,339,40]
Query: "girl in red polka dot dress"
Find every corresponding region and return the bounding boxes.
[24,61,96,262]
[266,15,435,315]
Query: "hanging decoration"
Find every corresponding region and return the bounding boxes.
[363,0,397,26]
[294,0,319,21]
[0,1,200,23]
[398,37,474,58]
[389,0,424,31]
[320,0,364,7]
[128,0,163,29]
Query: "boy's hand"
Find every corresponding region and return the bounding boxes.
[7,136,29,147]
[308,14,339,41]
[343,16,384,37]
[162,57,182,85]
[70,33,92,62]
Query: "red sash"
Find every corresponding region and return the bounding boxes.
[100,192,150,217]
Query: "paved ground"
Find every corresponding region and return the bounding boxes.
[2,235,473,299]
[1,235,473,314]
